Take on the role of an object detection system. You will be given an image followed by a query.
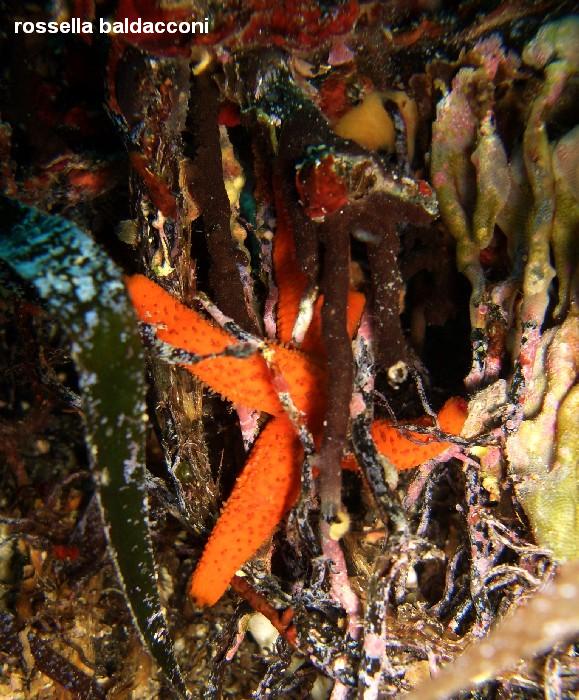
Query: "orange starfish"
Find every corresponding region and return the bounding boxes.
[125,217,466,606]
[126,273,467,606]
[126,273,326,423]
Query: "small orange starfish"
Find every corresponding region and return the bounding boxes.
[125,227,466,607]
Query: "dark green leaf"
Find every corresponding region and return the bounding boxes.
[0,196,189,699]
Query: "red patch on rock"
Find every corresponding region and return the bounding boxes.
[296,154,349,220]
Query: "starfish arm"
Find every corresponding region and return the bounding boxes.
[189,414,302,606]
[126,273,234,355]
[370,397,468,471]
[272,195,365,353]
[125,274,325,417]
[273,212,308,343]
[273,193,310,346]
[370,421,451,470]
[300,289,366,357]
[437,396,468,434]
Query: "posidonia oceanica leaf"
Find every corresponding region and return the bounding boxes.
[0,196,189,699]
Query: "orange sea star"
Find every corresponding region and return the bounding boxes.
[126,273,326,423]
[126,273,467,607]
